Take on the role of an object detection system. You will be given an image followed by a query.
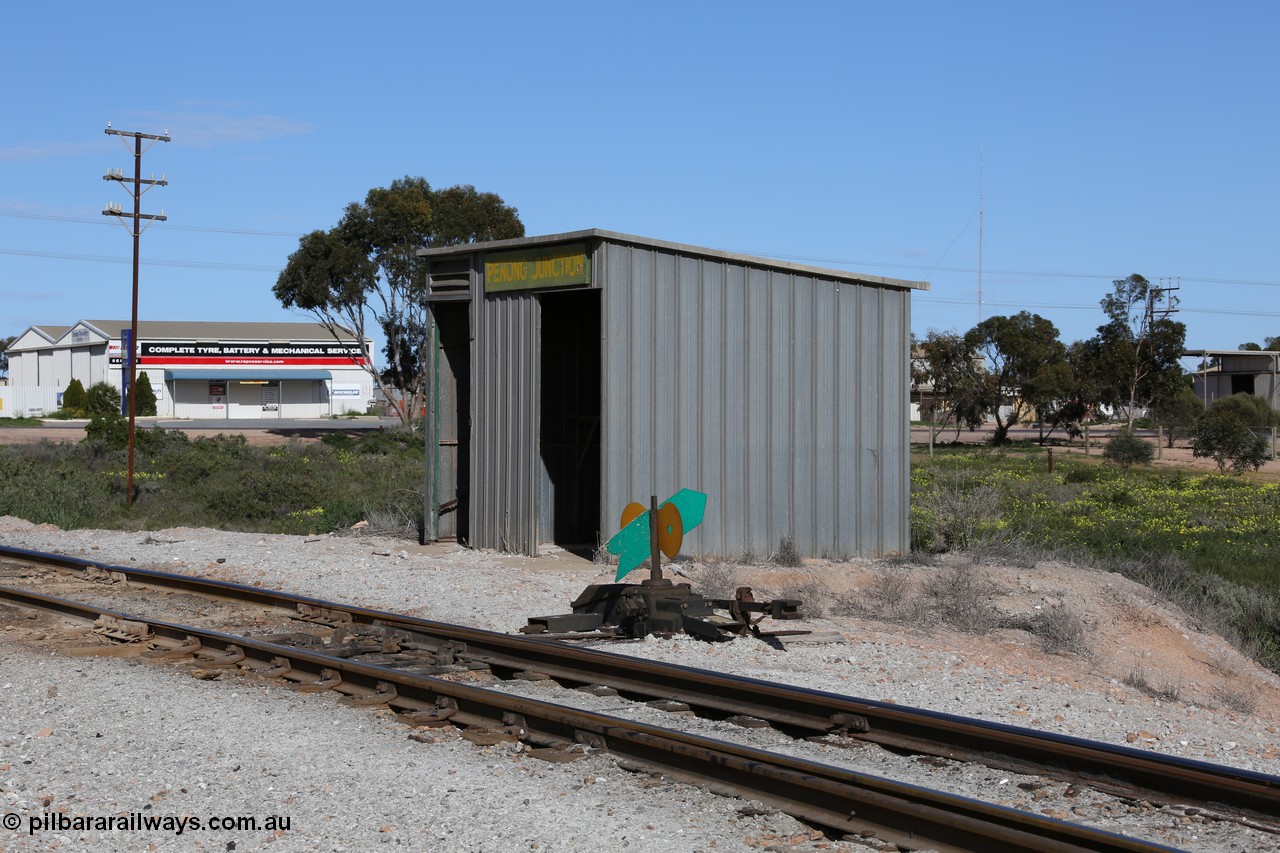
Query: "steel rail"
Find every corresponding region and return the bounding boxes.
[0,582,1180,853]
[4,544,1278,820]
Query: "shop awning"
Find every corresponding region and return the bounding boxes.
[163,369,333,381]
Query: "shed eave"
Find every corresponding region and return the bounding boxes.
[419,229,930,291]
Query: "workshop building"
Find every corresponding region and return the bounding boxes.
[3,319,373,419]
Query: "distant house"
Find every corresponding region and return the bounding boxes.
[1186,349,1280,410]
[909,345,1002,424]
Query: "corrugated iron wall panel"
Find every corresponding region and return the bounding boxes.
[696,261,728,555]
[858,287,885,551]
[717,264,748,555]
[743,266,771,555]
[768,272,791,552]
[790,275,816,552]
[652,250,678,492]
[600,241,912,559]
[812,280,838,553]
[675,255,702,512]
[472,290,540,554]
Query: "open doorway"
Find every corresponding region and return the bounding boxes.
[538,289,601,554]
[429,301,471,544]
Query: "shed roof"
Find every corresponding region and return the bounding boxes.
[1183,349,1280,357]
[13,320,360,350]
[419,229,930,291]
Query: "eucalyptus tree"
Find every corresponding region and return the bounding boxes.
[964,311,1067,444]
[916,330,997,441]
[1085,274,1187,428]
[0,335,14,378]
[1150,382,1205,448]
[275,177,523,425]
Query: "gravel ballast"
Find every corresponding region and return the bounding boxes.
[2,517,1278,852]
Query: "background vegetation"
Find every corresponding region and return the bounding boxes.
[1,420,1276,673]
[912,446,1280,671]
[0,425,424,537]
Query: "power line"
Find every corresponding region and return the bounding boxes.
[6,208,1280,290]
[735,247,1280,288]
[916,295,1280,318]
[0,210,303,238]
[4,246,1278,318]
[0,247,279,272]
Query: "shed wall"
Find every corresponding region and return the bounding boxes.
[470,290,541,554]
[598,241,911,559]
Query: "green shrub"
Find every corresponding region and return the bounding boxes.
[1062,464,1104,484]
[84,413,129,449]
[85,382,122,417]
[62,378,87,413]
[0,444,112,528]
[1102,429,1154,468]
[1208,392,1278,428]
[1192,410,1269,474]
[911,468,1004,551]
[134,373,158,416]
[1,426,423,537]
[321,431,356,451]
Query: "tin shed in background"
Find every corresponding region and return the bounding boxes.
[420,230,928,559]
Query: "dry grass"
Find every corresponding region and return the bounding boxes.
[920,566,1004,634]
[785,578,833,618]
[834,571,926,623]
[1123,667,1183,703]
[358,499,420,539]
[1212,680,1260,715]
[771,535,802,567]
[835,565,1009,632]
[691,562,741,600]
[1025,605,1091,656]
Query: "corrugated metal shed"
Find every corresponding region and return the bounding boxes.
[421,230,927,560]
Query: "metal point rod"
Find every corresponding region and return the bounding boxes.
[648,495,662,583]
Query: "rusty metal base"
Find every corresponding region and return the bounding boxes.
[523,580,803,642]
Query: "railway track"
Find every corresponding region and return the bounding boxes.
[1,545,1277,850]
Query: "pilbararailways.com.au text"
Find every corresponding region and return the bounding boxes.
[6,811,292,836]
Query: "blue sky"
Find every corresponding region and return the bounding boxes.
[3,1,1277,364]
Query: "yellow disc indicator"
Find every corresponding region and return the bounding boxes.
[657,502,684,558]
[620,502,646,529]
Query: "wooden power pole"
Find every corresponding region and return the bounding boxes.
[102,123,170,506]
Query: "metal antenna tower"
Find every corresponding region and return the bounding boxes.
[978,149,984,323]
[102,122,170,507]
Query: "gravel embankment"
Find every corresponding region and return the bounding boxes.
[2,518,1278,852]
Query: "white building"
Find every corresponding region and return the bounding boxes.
[3,319,374,419]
